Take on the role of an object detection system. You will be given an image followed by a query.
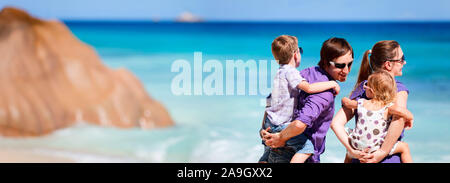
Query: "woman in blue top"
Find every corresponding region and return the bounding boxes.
[331,40,412,163]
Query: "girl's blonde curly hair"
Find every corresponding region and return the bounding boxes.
[367,70,397,106]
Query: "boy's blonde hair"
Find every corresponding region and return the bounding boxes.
[271,35,298,65]
[367,70,397,105]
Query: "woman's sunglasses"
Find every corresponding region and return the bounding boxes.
[329,61,353,69]
[387,55,406,64]
[298,47,303,55]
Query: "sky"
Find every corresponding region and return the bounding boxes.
[1,0,450,21]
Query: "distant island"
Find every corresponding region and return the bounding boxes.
[175,11,203,23]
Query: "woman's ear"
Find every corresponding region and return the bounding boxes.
[384,61,393,71]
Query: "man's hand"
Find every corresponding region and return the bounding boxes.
[262,131,286,148]
[260,127,271,138]
[261,120,306,149]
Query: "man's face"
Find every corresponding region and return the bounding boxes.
[326,51,353,82]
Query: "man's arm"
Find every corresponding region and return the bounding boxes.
[278,120,306,144]
[263,120,306,148]
[264,91,334,148]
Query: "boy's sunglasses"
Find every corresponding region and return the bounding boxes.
[329,61,353,69]
[298,47,303,55]
[387,55,406,64]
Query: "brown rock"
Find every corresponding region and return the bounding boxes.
[0,7,174,137]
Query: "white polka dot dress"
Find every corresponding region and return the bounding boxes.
[348,99,393,153]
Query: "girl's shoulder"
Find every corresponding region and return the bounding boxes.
[356,98,370,111]
[359,99,393,114]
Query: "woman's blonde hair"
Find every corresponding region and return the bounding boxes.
[366,70,397,105]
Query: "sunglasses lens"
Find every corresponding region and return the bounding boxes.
[335,63,345,69]
[299,47,303,54]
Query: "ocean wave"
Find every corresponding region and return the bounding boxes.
[0,119,448,163]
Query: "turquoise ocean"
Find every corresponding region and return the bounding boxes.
[1,22,450,162]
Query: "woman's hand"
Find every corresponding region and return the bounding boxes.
[348,148,365,160]
[359,149,388,163]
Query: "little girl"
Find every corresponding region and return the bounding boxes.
[340,70,413,163]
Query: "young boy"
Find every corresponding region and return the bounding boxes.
[259,35,340,163]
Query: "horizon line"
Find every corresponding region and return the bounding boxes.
[60,19,450,23]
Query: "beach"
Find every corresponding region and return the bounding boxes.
[0,148,75,163]
[0,22,449,163]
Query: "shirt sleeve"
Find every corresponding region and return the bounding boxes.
[396,81,410,94]
[285,68,305,89]
[350,81,365,100]
[295,91,334,128]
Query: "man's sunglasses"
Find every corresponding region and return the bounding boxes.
[329,61,353,69]
[387,55,406,64]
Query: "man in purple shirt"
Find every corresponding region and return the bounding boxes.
[261,37,354,163]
